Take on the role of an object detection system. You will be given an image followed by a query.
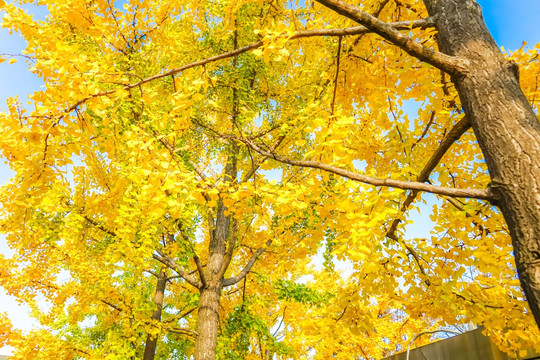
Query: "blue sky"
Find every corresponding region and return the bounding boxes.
[479,0,540,50]
[0,0,539,355]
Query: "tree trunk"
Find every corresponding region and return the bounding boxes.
[423,0,540,326]
[194,284,223,360]
[143,270,168,360]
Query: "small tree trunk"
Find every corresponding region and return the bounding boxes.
[423,0,540,326]
[143,270,167,360]
[194,284,223,360]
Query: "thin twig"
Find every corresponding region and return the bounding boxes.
[62,19,435,115]
[153,251,202,289]
[222,240,273,287]
[331,36,343,115]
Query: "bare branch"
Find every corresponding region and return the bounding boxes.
[386,115,472,240]
[411,111,436,150]
[166,327,198,338]
[162,307,197,324]
[401,241,431,286]
[153,251,202,289]
[315,0,468,75]
[174,223,208,288]
[101,299,123,312]
[331,36,343,115]
[193,254,207,288]
[334,306,348,322]
[216,218,238,280]
[144,269,159,278]
[272,307,287,336]
[290,18,434,39]
[383,116,474,286]
[242,135,286,182]
[80,207,203,289]
[222,240,272,287]
[82,215,117,237]
[228,134,493,200]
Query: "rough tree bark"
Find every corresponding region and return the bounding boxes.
[143,269,168,360]
[315,0,540,327]
[194,284,224,360]
[193,151,236,360]
[422,0,540,329]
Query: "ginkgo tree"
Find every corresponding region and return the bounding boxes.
[1,0,540,359]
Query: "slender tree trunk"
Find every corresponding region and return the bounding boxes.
[143,270,168,360]
[423,0,540,326]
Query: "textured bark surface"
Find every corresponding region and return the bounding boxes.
[194,215,227,360]
[423,0,540,326]
[143,271,168,360]
[193,153,236,360]
[193,199,228,360]
[194,284,223,360]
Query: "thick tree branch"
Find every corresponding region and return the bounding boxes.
[386,115,472,240]
[222,240,272,287]
[226,134,492,200]
[384,116,471,286]
[216,219,238,280]
[290,18,434,39]
[166,327,199,338]
[143,269,168,360]
[153,251,202,289]
[193,254,207,288]
[315,0,468,75]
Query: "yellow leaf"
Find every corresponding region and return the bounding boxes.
[8,58,17,65]
[279,48,289,57]
[253,49,263,57]
[192,93,204,102]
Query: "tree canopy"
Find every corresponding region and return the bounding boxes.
[0,0,539,359]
